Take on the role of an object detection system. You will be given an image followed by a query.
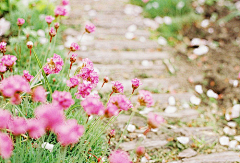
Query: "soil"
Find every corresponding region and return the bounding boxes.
[176,3,240,109]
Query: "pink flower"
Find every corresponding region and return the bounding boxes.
[8,117,27,135]
[45,16,55,24]
[1,55,17,67]
[109,129,115,137]
[54,22,60,31]
[78,67,92,81]
[138,90,154,107]
[131,78,142,89]
[70,42,80,52]
[10,93,22,105]
[109,150,132,163]
[49,27,56,38]
[17,18,25,26]
[27,118,46,139]
[32,86,46,103]
[75,82,93,98]
[0,62,6,73]
[0,109,12,129]
[142,0,149,2]
[105,103,119,118]
[108,95,131,111]
[70,53,77,62]
[88,71,99,88]
[62,0,69,5]
[43,53,64,75]
[112,81,124,93]
[54,6,67,17]
[85,23,96,33]
[52,91,74,110]
[35,104,65,130]
[0,132,13,159]
[23,70,34,82]
[67,76,80,89]
[55,119,84,146]
[136,146,145,156]
[0,75,31,97]
[0,41,7,53]
[81,96,105,115]
[81,58,94,70]
[147,112,165,129]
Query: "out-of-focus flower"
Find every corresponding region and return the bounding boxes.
[54,22,60,32]
[54,6,68,17]
[85,23,96,33]
[55,119,84,146]
[0,42,7,54]
[45,16,55,25]
[105,103,119,117]
[131,78,142,93]
[0,132,13,159]
[0,75,30,98]
[8,117,28,135]
[0,109,12,129]
[108,95,131,111]
[67,76,80,89]
[62,0,69,5]
[138,90,154,107]
[27,118,46,139]
[35,104,65,130]
[136,146,145,157]
[17,18,25,26]
[32,86,46,103]
[147,112,165,129]
[81,95,105,115]
[109,150,132,163]
[52,91,74,110]
[1,55,17,68]
[0,18,10,37]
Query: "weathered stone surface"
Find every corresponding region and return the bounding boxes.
[120,139,168,151]
[76,51,170,63]
[182,151,240,163]
[116,114,146,127]
[178,148,197,158]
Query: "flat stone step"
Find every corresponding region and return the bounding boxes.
[98,78,173,93]
[132,93,194,105]
[120,139,168,151]
[182,151,240,163]
[85,40,160,51]
[95,64,166,79]
[77,51,170,64]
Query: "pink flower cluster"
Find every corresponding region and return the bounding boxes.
[138,90,154,107]
[72,58,99,99]
[131,78,142,89]
[23,70,34,82]
[54,6,68,17]
[85,23,96,33]
[109,150,132,163]
[1,55,17,68]
[112,81,124,93]
[52,91,74,110]
[45,16,55,24]
[44,53,64,75]
[70,42,80,52]
[62,0,69,6]
[0,75,31,104]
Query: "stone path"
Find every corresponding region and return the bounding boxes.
[63,0,240,162]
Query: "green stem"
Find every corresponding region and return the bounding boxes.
[115,111,135,149]
[32,49,52,99]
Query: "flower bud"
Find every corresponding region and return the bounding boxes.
[136,146,145,157]
[17,18,25,27]
[109,129,115,138]
[104,76,109,83]
[27,41,33,49]
[49,27,56,37]
[54,22,60,32]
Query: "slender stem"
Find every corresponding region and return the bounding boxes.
[143,127,151,135]
[115,111,135,149]
[79,31,86,43]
